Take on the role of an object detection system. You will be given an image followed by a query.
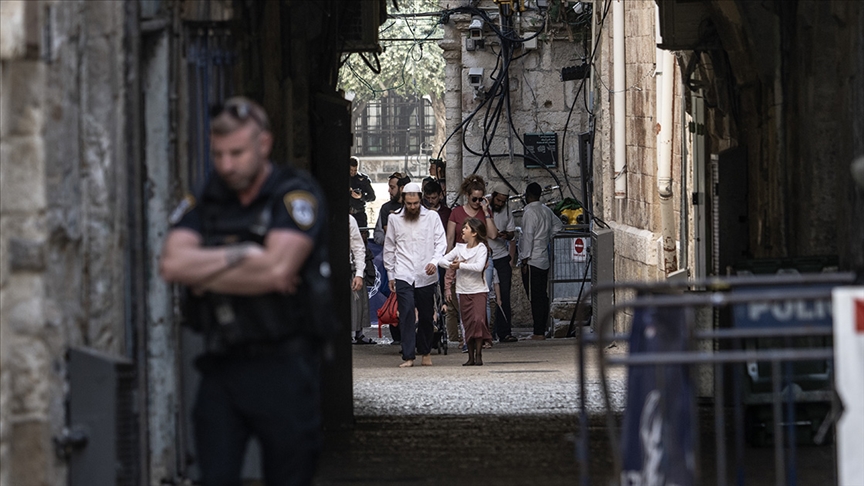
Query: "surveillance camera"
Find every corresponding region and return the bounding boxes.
[468,17,484,40]
[468,67,484,88]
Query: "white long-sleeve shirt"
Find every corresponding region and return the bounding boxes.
[349,215,365,278]
[489,203,516,260]
[383,206,446,288]
[518,201,563,270]
[438,243,488,294]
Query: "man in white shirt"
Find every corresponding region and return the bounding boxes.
[349,215,374,344]
[518,182,563,340]
[383,183,447,367]
[488,184,518,342]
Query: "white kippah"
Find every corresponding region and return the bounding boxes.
[403,182,423,194]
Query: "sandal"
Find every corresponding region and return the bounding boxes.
[353,335,376,345]
[501,335,518,343]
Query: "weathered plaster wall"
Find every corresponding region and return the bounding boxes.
[0,1,129,484]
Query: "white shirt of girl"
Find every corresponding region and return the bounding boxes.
[438,243,488,295]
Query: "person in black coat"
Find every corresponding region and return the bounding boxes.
[349,156,375,239]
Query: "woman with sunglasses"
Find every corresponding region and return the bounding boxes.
[444,175,498,350]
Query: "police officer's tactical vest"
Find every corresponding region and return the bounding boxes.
[181,166,338,352]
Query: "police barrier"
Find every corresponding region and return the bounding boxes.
[577,272,855,486]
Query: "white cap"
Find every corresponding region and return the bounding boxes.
[490,183,509,196]
[403,182,423,194]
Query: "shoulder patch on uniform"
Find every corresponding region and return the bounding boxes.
[168,194,196,225]
[283,190,318,230]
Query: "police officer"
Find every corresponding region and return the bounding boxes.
[160,96,334,485]
[349,156,375,238]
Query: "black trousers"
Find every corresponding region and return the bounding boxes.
[492,256,513,338]
[193,341,321,486]
[521,265,550,336]
[395,280,436,360]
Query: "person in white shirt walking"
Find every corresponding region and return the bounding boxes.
[383,183,447,367]
[518,182,564,340]
[438,217,493,366]
[349,215,374,344]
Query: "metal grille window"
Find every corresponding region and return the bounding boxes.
[186,25,235,190]
[353,96,435,157]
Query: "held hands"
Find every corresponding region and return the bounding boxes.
[449,258,463,270]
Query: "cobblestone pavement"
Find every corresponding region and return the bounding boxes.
[314,329,836,485]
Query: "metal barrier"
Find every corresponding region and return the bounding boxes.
[548,226,592,336]
[576,272,856,486]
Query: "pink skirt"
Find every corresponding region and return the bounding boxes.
[459,292,492,341]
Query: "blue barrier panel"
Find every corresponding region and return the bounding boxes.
[732,286,833,328]
[621,304,695,486]
[366,241,390,324]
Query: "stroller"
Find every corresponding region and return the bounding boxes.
[430,285,449,355]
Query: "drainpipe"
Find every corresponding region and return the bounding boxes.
[656,6,677,276]
[613,0,626,205]
[656,48,677,275]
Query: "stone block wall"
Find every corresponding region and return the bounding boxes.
[0,2,129,484]
[591,1,686,332]
[438,1,598,330]
[440,0,590,201]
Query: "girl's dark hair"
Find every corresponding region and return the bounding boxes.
[463,217,491,256]
[459,174,486,196]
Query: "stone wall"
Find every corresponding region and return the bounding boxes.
[439,1,595,329]
[0,2,129,484]
[591,1,685,331]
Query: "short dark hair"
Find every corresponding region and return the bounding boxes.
[525,182,542,199]
[349,156,359,168]
[423,180,442,195]
[389,172,411,187]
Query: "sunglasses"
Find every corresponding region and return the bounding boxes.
[210,101,267,128]
[471,196,484,203]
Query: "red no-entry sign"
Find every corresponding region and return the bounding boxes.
[572,237,587,262]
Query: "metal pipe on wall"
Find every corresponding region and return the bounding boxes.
[613,0,626,201]
[656,46,677,275]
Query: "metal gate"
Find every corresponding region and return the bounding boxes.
[576,272,854,485]
[549,227,593,336]
[186,24,234,189]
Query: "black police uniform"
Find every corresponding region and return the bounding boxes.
[349,171,375,232]
[173,165,334,486]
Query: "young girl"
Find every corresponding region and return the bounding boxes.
[438,217,492,365]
